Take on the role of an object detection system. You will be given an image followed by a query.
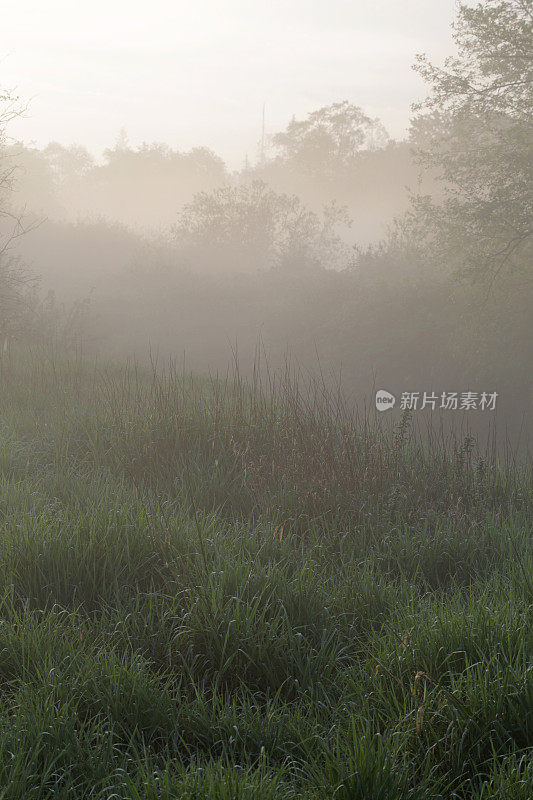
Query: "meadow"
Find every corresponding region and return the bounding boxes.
[0,348,530,798]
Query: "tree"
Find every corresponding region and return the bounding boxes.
[0,90,21,220]
[272,101,389,177]
[43,142,94,183]
[0,91,35,343]
[85,139,227,227]
[172,180,354,274]
[410,0,533,282]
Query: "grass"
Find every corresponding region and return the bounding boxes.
[0,346,530,798]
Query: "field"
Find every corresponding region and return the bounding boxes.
[0,349,530,798]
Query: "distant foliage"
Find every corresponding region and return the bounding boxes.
[272,101,389,176]
[173,180,354,273]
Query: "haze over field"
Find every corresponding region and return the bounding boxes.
[0,3,532,798]
[1,0,531,438]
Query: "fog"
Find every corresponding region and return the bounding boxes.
[1,0,531,448]
[1,5,532,793]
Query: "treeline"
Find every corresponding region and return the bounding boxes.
[4,105,427,245]
[1,1,531,446]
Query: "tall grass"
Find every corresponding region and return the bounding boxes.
[0,346,530,798]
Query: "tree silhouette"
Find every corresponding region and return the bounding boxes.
[272,101,389,177]
[173,180,353,274]
[411,0,532,282]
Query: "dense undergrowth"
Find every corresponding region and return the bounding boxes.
[0,348,530,798]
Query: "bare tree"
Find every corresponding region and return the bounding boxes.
[0,90,37,349]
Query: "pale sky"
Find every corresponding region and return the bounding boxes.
[2,0,458,167]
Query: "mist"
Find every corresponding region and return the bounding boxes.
[1,2,532,795]
[2,97,530,447]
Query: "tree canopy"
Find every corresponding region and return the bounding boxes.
[173,180,354,274]
[410,0,533,282]
[272,101,389,177]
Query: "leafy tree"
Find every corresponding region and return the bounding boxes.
[43,142,94,183]
[410,0,533,282]
[272,101,389,177]
[173,180,354,273]
[85,139,227,227]
[100,139,226,186]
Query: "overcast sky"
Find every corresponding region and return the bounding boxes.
[2,0,458,167]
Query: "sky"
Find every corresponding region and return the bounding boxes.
[2,0,458,167]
